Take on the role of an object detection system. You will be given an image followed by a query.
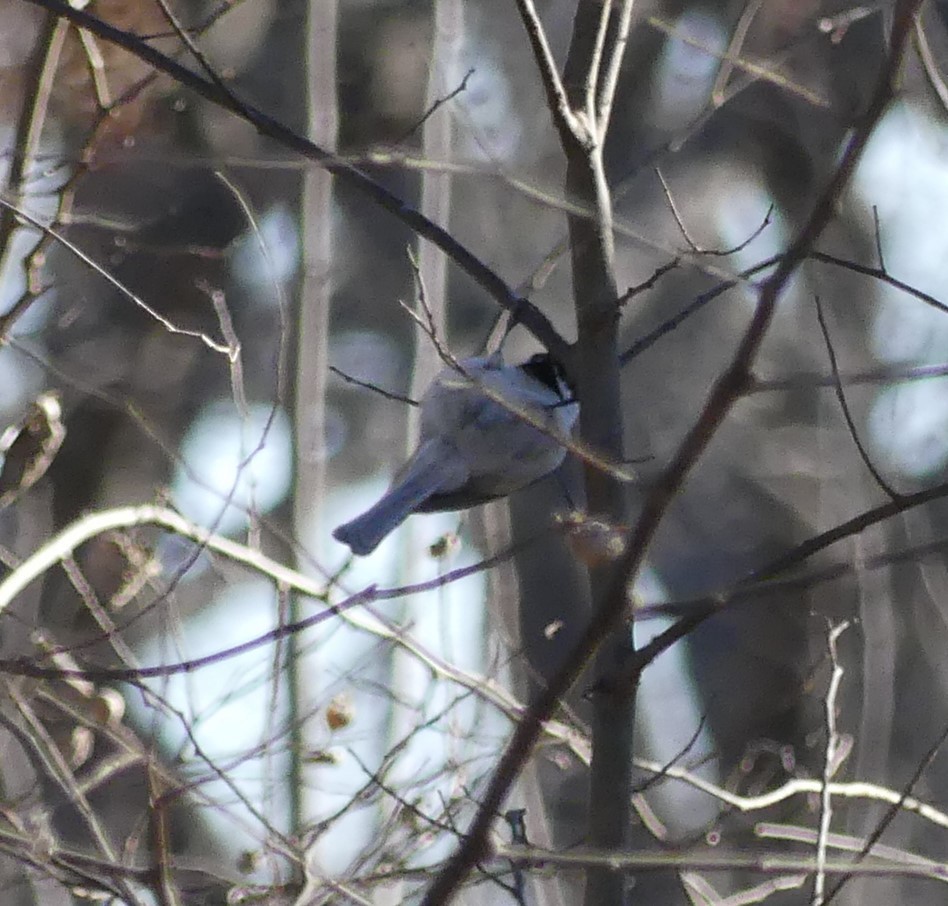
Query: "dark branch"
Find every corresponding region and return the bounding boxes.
[19,0,572,366]
[420,4,923,900]
[814,294,900,501]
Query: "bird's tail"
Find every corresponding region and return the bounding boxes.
[333,440,465,555]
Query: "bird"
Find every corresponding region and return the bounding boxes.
[332,352,578,555]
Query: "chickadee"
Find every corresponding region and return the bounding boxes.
[333,352,578,555]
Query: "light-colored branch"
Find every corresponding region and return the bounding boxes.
[595,0,635,138]
[0,503,593,755]
[710,0,764,107]
[632,758,948,832]
[647,11,829,109]
[584,0,613,125]
[513,0,587,141]
[814,621,850,906]
[0,504,323,615]
[759,822,945,875]
[491,845,948,883]
[681,869,807,905]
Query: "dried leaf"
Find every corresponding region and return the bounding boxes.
[0,392,65,509]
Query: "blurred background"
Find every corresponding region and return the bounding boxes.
[2,0,948,903]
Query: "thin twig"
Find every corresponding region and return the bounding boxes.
[622,240,948,367]
[619,253,781,364]
[810,249,948,316]
[813,620,850,906]
[871,205,886,271]
[760,821,946,872]
[814,295,900,501]
[647,11,831,109]
[630,711,709,797]
[76,25,111,107]
[616,258,679,307]
[397,67,475,144]
[710,0,765,107]
[151,0,225,86]
[200,280,248,414]
[657,166,775,256]
[0,198,235,356]
[633,529,948,624]
[214,169,291,406]
[329,365,418,406]
[148,762,181,906]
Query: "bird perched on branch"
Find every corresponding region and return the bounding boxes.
[333,352,578,556]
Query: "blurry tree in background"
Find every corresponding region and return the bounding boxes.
[3,0,948,904]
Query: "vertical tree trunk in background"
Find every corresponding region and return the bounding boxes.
[290,0,339,838]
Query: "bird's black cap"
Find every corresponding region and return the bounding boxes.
[522,353,573,396]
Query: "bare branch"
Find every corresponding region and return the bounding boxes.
[595,0,636,138]
[710,0,765,107]
[810,249,948,317]
[814,295,900,501]
[583,0,613,126]
[657,166,775,256]
[0,197,236,356]
[616,258,679,307]
[489,845,948,882]
[814,620,851,906]
[19,0,572,364]
[329,365,419,406]
[647,11,831,109]
[512,0,587,142]
[398,67,475,144]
